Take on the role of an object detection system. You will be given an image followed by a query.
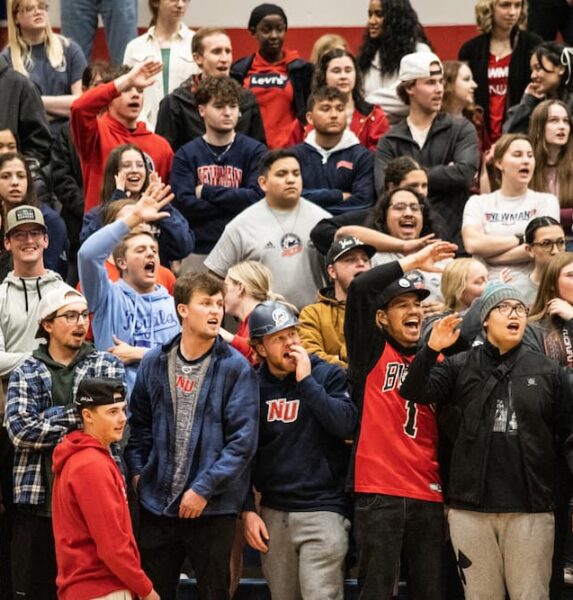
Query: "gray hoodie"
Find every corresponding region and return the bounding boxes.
[0,270,64,378]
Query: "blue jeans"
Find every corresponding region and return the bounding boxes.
[60,0,137,65]
[354,493,444,600]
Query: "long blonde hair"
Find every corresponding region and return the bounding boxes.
[7,0,68,77]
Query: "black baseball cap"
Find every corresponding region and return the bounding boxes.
[326,236,375,266]
[74,378,126,408]
[377,272,430,308]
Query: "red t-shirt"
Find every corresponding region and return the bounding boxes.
[243,50,298,149]
[354,342,443,503]
[488,53,511,143]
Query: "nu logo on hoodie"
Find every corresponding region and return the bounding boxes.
[266,398,300,423]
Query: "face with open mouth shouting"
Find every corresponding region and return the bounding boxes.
[495,138,535,188]
[376,292,424,348]
[483,300,527,351]
[110,86,144,127]
[118,149,147,195]
[386,189,424,240]
[116,232,159,295]
[544,102,571,148]
[256,326,300,377]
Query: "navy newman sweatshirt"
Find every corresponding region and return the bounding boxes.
[291,130,376,215]
[170,133,267,254]
[249,354,357,516]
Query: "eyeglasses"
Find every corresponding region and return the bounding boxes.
[529,238,566,252]
[389,202,422,213]
[495,302,528,318]
[9,228,45,241]
[53,310,89,324]
[19,2,49,14]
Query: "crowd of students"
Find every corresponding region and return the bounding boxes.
[2,0,573,598]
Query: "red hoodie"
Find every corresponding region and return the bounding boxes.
[71,82,174,212]
[52,430,153,600]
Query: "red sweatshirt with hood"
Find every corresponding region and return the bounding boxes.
[71,81,173,212]
[52,429,153,600]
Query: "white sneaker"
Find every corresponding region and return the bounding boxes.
[564,566,573,586]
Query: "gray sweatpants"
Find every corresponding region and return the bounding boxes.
[260,507,350,600]
[448,508,554,600]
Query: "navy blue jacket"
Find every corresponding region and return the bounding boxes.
[250,355,357,516]
[170,133,266,254]
[125,334,259,517]
[292,133,375,214]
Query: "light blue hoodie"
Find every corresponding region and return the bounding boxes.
[78,219,180,393]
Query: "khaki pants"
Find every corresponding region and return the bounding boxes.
[448,508,554,600]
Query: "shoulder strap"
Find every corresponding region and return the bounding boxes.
[464,344,526,439]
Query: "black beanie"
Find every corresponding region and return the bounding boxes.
[248,3,288,32]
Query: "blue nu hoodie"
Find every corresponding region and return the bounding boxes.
[249,355,357,516]
[78,219,180,393]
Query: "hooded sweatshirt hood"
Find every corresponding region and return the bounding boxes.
[304,129,360,164]
[52,428,108,477]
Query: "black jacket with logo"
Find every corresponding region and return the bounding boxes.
[400,340,573,511]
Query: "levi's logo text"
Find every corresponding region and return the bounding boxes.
[197,165,243,187]
[266,398,300,423]
[250,73,288,88]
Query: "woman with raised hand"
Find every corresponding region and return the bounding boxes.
[3,0,86,135]
[462,133,559,288]
[79,143,194,267]
[358,0,431,123]
[459,0,541,143]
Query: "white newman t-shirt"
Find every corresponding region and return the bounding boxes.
[462,189,560,285]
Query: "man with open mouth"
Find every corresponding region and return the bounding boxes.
[346,240,456,599]
[78,181,180,394]
[401,280,573,599]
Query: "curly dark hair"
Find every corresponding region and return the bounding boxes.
[365,187,433,235]
[357,0,431,77]
[195,76,244,106]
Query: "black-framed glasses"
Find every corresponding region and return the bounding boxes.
[53,311,89,324]
[495,302,528,318]
[529,238,566,252]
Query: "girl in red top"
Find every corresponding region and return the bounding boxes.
[289,48,390,151]
[231,4,313,149]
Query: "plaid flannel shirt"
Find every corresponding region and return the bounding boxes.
[4,348,125,505]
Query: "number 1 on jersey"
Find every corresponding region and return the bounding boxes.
[403,400,418,438]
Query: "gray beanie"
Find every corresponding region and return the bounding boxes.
[480,280,525,324]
